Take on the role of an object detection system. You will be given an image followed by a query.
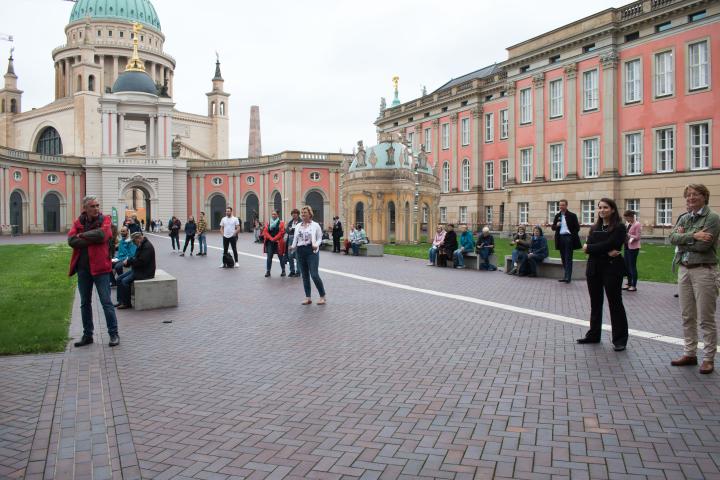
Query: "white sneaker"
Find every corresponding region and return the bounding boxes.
[219,264,224,268]
[234,262,239,268]
[426,263,434,266]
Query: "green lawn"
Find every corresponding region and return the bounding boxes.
[0,244,76,355]
[383,239,677,284]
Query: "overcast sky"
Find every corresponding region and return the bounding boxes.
[1,0,627,157]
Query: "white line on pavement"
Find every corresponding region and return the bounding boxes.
[148,233,688,349]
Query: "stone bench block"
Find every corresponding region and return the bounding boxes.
[132,269,178,310]
[504,255,587,280]
[360,244,383,257]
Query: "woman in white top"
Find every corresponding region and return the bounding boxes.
[290,205,327,305]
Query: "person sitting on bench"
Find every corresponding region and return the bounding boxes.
[116,232,156,309]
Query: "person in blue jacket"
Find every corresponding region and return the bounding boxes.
[111,226,137,286]
[519,225,548,277]
[453,224,475,269]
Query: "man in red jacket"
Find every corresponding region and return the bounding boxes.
[68,195,119,347]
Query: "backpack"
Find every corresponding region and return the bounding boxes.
[222,252,235,268]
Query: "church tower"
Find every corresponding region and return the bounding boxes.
[206,56,230,159]
[0,49,23,146]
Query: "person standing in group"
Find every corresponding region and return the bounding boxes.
[116,232,156,309]
[220,207,240,267]
[157,219,162,232]
[262,210,287,277]
[476,227,496,271]
[427,225,446,266]
[67,195,120,347]
[551,199,582,283]
[332,216,344,253]
[284,209,301,277]
[128,215,142,234]
[578,198,629,352]
[623,210,641,292]
[453,224,475,269]
[196,212,208,256]
[169,216,181,252]
[180,215,197,256]
[290,206,326,305]
[669,184,719,374]
[150,219,156,233]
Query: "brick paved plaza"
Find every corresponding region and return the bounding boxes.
[1,233,719,479]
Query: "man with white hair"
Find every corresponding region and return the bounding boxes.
[67,195,119,347]
[476,226,497,271]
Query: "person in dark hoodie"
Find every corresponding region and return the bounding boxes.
[116,231,156,309]
[438,224,457,267]
[169,216,181,252]
[519,225,549,277]
[180,215,197,256]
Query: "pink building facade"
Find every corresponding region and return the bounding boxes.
[379,0,720,235]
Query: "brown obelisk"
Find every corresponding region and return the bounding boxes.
[248,105,262,157]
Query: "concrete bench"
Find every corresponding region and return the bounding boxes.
[320,239,333,251]
[131,269,178,310]
[359,243,383,257]
[503,255,587,280]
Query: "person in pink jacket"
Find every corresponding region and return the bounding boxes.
[427,225,446,266]
[623,210,642,292]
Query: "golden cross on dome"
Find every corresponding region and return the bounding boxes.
[125,22,145,72]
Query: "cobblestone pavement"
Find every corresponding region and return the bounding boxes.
[1,232,719,479]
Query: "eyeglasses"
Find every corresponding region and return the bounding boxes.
[88,204,100,208]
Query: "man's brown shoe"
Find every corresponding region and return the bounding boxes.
[699,361,714,374]
[670,355,698,366]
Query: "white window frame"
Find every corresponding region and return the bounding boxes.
[441,161,450,193]
[654,126,675,173]
[484,112,494,142]
[485,206,493,227]
[583,69,599,111]
[461,118,470,146]
[461,159,471,192]
[484,161,494,191]
[549,78,563,118]
[424,127,432,152]
[519,88,532,124]
[441,123,449,150]
[440,207,447,223]
[407,131,415,150]
[459,206,468,224]
[13,171,21,181]
[422,206,429,223]
[246,176,255,185]
[581,200,595,225]
[582,138,599,178]
[500,159,509,189]
[624,58,642,104]
[548,201,560,224]
[211,176,223,186]
[626,199,640,221]
[518,203,529,225]
[687,40,710,92]
[624,131,643,175]
[499,109,509,139]
[47,173,59,184]
[520,148,533,184]
[656,198,672,226]
[654,50,674,98]
[687,121,711,170]
[550,143,564,181]
[310,171,321,181]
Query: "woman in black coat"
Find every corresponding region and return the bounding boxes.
[578,198,629,351]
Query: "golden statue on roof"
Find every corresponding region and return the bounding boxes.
[125,22,145,72]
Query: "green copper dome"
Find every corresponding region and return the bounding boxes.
[69,0,161,30]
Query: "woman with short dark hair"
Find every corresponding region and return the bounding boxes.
[578,198,629,351]
[623,210,641,292]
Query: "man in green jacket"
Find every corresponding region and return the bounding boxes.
[669,184,720,374]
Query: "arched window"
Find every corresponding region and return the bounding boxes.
[10,99,17,113]
[355,202,364,227]
[462,159,470,192]
[273,192,282,217]
[305,191,324,226]
[442,162,450,193]
[77,74,82,92]
[219,102,225,116]
[36,127,63,155]
[211,102,216,115]
[88,75,95,92]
